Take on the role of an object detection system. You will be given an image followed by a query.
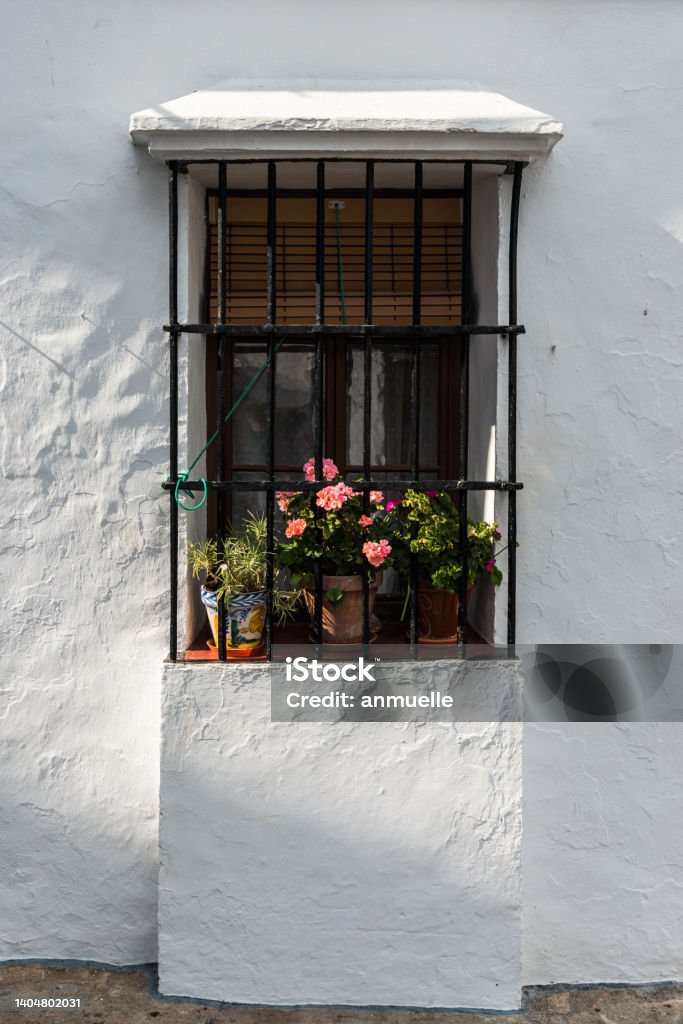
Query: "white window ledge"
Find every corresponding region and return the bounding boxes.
[130,80,563,163]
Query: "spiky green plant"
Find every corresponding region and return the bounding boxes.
[188,513,300,625]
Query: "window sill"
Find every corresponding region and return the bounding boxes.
[182,620,501,663]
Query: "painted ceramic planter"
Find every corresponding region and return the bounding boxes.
[303,573,381,645]
[200,586,267,656]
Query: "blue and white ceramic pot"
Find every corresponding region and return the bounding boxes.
[200,586,267,655]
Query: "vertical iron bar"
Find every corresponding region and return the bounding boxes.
[364,161,374,329]
[265,162,277,659]
[458,490,468,652]
[216,161,228,661]
[362,161,374,647]
[313,160,325,651]
[459,162,472,476]
[168,162,179,662]
[409,162,423,654]
[410,161,423,463]
[507,162,523,649]
[458,162,473,653]
[217,162,227,327]
[266,161,277,326]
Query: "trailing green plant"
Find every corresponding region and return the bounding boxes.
[384,490,506,593]
[188,513,299,625]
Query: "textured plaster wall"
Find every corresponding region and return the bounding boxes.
[1,0,683,975]
[523,724,683,985]
[159,662,523,1010]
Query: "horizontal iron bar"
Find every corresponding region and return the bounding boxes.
[207,187,464,199]
[164,323,525,337]
[231,463,441,473]
[178,158,525,168]
[164,479,523,493]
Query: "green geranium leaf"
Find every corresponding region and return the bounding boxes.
[325,587,344,606]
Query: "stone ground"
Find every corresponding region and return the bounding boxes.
[1,965,683,1024]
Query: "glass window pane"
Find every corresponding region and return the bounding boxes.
[275,344,315,466]
[231,341,315,468]
[231,345,267,465]
[346,343,439,469]
[228,472,265,532]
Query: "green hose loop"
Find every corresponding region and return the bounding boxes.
[174,472,208,511]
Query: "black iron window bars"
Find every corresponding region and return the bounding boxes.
[163,158,524,662]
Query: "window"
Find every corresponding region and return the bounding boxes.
[204,188,464,528]
[164,159,524,661]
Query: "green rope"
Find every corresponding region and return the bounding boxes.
[173,336,287,511]
[335,206,348,325]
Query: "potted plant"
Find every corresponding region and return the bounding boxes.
[189,513,299,657]
[276,457,392,644]
[384,490,504,642]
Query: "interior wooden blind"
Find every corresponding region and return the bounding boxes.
[208,196,462,326]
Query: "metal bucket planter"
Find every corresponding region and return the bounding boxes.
[200,586,267,657]
[303,574,381,644]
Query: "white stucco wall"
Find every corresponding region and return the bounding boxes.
[159,661,523,1010]
[2,0,683,983]
[523,723,683,985]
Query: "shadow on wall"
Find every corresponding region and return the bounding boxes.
[0,785,158,963]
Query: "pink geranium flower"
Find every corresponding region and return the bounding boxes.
[362,539,392,568]
[285,518,308,539]
[486,558,496,573]
[385,499,402,513]
[316,482,358,511]
[276,490,300,513]
[303,457,339,482]
[369,490,384,504]
[358,514,373,528]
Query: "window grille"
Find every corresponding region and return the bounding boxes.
[163,159,524,661]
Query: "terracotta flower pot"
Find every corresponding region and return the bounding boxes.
[303,573,381,644]
[416,585,474,642]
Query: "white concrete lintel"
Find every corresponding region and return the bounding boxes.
[130,82,563,163]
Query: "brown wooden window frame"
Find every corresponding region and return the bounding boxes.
[204,186,465,532]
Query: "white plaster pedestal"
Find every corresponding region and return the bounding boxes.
[159,661,523,1011]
